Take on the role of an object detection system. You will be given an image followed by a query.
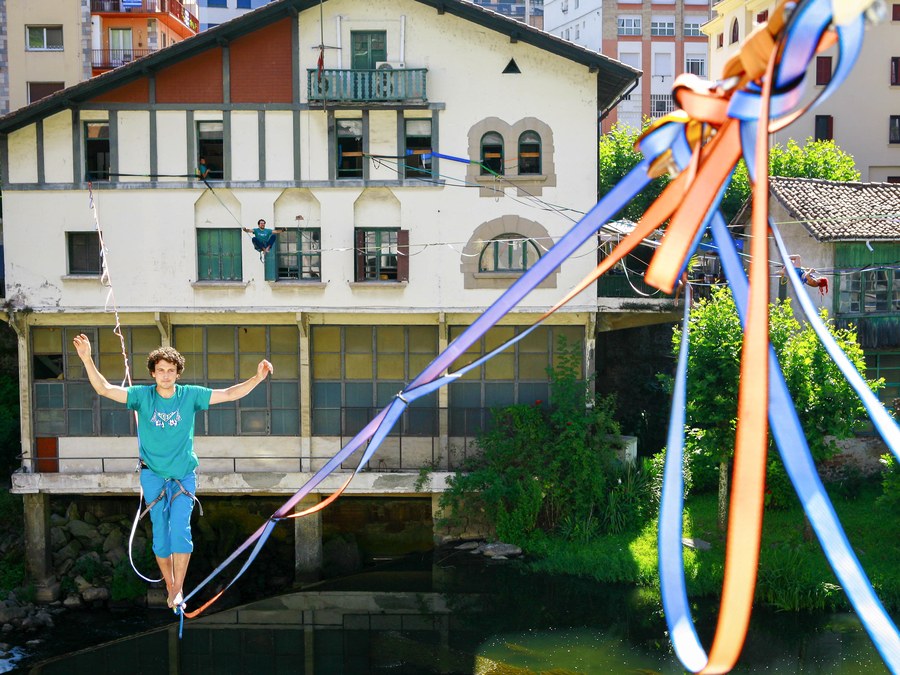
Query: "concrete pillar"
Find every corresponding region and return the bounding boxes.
[294,495,323,583]
[23,493,59,602]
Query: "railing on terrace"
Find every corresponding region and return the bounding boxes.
[307,69,428,103]
[90,0,199,33]
[650,93,675,118]
[92,48,153,69]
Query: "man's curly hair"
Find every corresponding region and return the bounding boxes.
[147,347,185,375]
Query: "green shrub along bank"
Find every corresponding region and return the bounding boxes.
[438,341,639,545]
[439,336,900,614]
[526,481,900,614]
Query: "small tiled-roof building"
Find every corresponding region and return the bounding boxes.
[743,177,900,404]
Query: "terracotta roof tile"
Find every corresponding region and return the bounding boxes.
[768,177,900,242]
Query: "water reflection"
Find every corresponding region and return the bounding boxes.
[23,554,891,674]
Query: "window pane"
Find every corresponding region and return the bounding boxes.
[270,353,298,380]
[270,326,298,352]
[376,326,404,352]
[345,326,371,352]
[271,382,299,408]
[239,354,261,380]
[238,326,266,352]
[313,353,341,379]
[208,354,234,379]
[408,326,436,353]
[485,353,514,379]
[197,121,224,179]
[345,354,373,379]
[208,408,236,435]
[271,410,299,435]
[33,328,62,354]
[336,119,363,178]
[68,232,101,275]
[377,354,404,379]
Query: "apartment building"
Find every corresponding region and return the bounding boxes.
[704,0,900,182]
[0,0,637,592]
[197,0,273,30]
[0,0,198,115]
[544,0,712,131]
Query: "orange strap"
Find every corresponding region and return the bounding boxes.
[700,46,778,675]
[644,120,742,293]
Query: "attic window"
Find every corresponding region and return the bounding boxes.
[503,59,521,74]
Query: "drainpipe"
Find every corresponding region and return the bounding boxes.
[400,15,406,65]
[336,15,342,66]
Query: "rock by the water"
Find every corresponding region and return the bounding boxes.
[455,542,481,551]
[82,587,109,603]
[482,543,522,558]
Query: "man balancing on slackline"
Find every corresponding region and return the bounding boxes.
[73,334,273,611]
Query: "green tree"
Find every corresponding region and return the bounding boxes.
[671,286,876,530]
[599,122,670,222]
[720,138,860,222]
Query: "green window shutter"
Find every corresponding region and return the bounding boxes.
[198,229,242,281]
[264,242,277,281]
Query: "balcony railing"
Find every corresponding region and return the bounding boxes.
[308,68,428,103]
[90,0,199,33]
[92,48,153,69]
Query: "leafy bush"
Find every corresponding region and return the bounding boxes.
[877,453,900,510]
[111,558,148,602]
[440,340,623,544]
[644,448,693,516]
[602,463,651,534]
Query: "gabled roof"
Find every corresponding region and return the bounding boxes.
[768,177,900,242]
[0,0,639,134]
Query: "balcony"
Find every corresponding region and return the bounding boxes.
[308,68,428,104]
[92,48,153,70]
[90,0,199,36]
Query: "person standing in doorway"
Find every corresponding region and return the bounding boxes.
[72,334,273,611]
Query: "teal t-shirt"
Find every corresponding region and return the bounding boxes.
[252,227,273,240]
[126,384,212,479]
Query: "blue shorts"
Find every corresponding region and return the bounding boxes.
[140,469,196,558]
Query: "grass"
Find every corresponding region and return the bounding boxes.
[526,480,900,613]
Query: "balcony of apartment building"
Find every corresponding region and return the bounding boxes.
[308,63,428,104]
[90,0,199,40]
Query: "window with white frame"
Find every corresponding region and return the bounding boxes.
[618,16,641,36]
[651,20,675,36]
[26,26,63,51]
[685,56,706,78]
[684,20,703,36]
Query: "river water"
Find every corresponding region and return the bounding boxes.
[7,549,892,674]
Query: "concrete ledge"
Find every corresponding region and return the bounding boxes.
[11,470,455,496]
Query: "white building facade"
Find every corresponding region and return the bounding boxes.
[0,0,638,589]
[704,0,900,183]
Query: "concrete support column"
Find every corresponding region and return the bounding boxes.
[294,495,323,583]
[431,493,444,545]
[23,493,59,602]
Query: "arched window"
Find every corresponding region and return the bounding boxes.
[480,132,504,175]
[518,131,541,175]
[730,18,739,44]
[479,234,541,272]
